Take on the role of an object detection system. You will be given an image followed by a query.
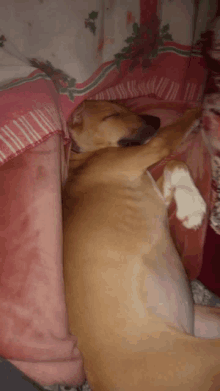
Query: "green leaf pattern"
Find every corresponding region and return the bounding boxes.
[114,18,173,71]
[29,59,77,101]
[24,14,174,101]
[0,35,6,48]
[85,11,99,36]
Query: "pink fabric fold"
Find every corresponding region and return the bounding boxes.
[0,69,70,167]
[0,135,85,386]
[0,73,85,385]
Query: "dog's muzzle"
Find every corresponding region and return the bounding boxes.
[118,115,160,147]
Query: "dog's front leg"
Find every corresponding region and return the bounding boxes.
[116,108,201,176]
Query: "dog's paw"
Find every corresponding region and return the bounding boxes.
[175,186,206,230]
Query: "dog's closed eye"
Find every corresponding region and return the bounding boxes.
[102,113,121,121]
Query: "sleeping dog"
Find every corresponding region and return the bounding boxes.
[63,100,220,390]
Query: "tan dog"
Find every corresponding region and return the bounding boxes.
[63,101,220,391]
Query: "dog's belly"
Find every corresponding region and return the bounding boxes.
[63,182,194,347]
[142,244,194,335]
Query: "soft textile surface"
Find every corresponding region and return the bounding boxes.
[197,16,220,298]
[0,0,219,387]
[200,14,220,234]
[0,135,84,386]
[0,0,215,166]
[0,0,216,131]
[0,70,70,167]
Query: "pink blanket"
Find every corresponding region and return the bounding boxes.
[0,73,85,386]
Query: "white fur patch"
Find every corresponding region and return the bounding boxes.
[164,165,206,230]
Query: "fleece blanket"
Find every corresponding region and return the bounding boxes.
[0,0,219,387]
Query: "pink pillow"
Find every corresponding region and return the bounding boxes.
[0,134,85,386]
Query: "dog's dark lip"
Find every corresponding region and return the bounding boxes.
[118,122,160,147]
[71,139,81,153]
[210,109,220,117]
[118,139,143,147]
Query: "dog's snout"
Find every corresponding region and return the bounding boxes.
[118,115,161,147]
[118,125,157,147]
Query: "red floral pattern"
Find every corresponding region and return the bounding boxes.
[114,16,173,72]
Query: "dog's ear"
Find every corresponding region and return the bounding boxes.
[68,101,85,128]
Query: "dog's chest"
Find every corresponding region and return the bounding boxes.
[70,180,167,241]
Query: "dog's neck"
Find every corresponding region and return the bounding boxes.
[69,150,96,170]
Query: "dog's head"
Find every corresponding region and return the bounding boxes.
[67,100,160,153]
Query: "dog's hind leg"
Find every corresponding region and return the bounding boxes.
[157,160,207,230]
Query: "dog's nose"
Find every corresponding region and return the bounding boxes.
[118,115,160,147]
[139,114,160,131]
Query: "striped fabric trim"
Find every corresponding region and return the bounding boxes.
[0,103,68,166]
[89,77,181,102]
[62,47,202,101]
[183,83,197,101]
[0,62,116,97]
[70,62,116,96]
[91,74,205,103]
[0,72,51,93]
[0,42,204,166]
[159,46,192,57]
[61,47,202,98]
